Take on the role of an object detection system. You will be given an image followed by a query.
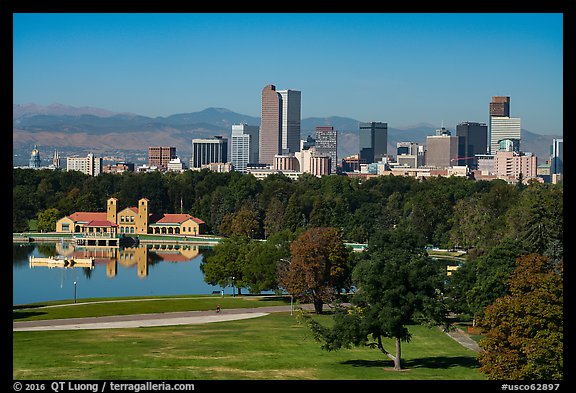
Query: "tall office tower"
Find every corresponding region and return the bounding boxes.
[260,84,282,165]
[425,127,459,168]
[359,122,388,164]
[315,126,337,174]
[259,84,302,165]
[29,145,41,168]
[148,146,176,171]
[489,96,519,154]
[231,124,260,173]
[66,153,102,176]
[456,122,488,169]
[490,96,510,117]
[277,89,302,154]
[550,138,563,175]
[191,136,228,168]
[490,117,521,155]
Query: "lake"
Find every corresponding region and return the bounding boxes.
[13,242,226,306]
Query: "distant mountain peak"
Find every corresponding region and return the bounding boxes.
[204,107,234,113]
[13,103,132,119]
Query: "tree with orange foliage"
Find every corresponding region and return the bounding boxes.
[478,253,563,380]
[278,227,351,314]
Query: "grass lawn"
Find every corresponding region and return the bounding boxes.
[13,295,291,321]
[13,310,484,380]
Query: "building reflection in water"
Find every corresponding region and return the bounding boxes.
[54,242,203,279]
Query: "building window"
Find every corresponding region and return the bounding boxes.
[120,216,125,223]
[61,224,69,231]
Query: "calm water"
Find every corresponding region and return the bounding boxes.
[13,242,225,305]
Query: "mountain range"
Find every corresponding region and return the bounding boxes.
[13,103,562,164]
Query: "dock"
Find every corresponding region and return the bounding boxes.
[29,256,95,269]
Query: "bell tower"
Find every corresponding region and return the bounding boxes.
[136,198,149,234]
[107,198,118,224]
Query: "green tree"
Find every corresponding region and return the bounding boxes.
[244,230,294,293]
[263,197,285,238]
[308,195,330,228]
[283,193,306,232]
[478,254,563,380]
[279,227,351,314]
[229,208,261,238]
[200,236,252,295]
[504,182,563,261]
[303,226,446,371]
[451,239,527,324]
[37,208,61,232]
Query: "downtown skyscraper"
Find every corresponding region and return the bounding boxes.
[359,122,388,164]
[231,124,260,173]
[489,96,521,154]
[315,126,337,174]
[456,121,487,169]
[259,84,301,166]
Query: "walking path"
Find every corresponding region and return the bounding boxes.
[14,303,480,352]
[12,305,310,332]
[444,327,480,352]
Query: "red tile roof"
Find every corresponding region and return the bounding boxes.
[155,252,189,262]
[151,214,205,225]
[85,220,118,227]
[66,209,205,226]
[68,212,107,222]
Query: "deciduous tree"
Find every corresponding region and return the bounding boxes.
[279,227,351,313]
[37,208,61,232]
[478,254,563,380]
[303,226,446,371]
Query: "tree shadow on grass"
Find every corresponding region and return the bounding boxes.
[13,310,47,320]
[13,304,48,310]
[342,356,480,370]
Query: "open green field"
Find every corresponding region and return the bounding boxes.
[13,295,290,321]
[13,296,484,380]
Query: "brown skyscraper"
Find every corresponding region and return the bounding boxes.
[489,96,510,117]
[148,146,176,171]
[259,84,282,165]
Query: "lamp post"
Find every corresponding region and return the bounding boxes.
[232,276,235,297]
[73,281,77,304]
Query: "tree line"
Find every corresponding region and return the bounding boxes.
[13,168,563,378]
[12,168,563,252]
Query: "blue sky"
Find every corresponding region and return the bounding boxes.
[13,13,563,135]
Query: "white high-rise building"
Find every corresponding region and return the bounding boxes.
[489,116,521,155]
[66,153,102,176]
[277,89,301,154]
[231,124,260,173]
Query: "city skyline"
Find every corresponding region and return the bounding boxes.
[13,13,563,135]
